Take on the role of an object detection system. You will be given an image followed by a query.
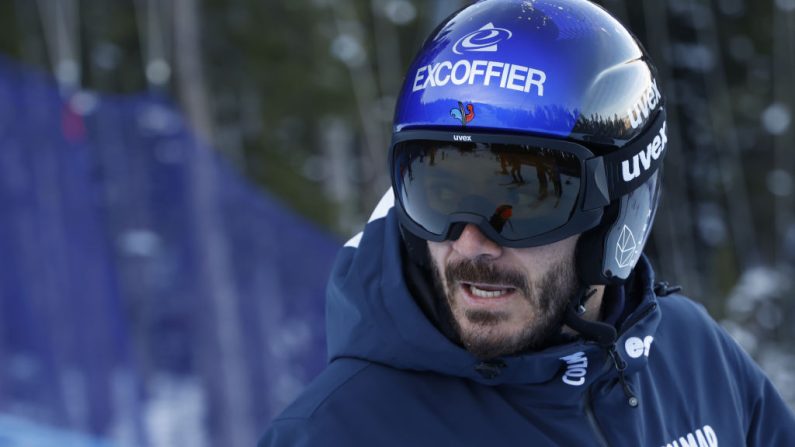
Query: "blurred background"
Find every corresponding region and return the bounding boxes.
[0,0,793,445]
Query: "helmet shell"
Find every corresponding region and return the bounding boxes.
[392,0,668,284]
[394,0,660,146]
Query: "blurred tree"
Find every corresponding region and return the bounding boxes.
[0,0,465,235]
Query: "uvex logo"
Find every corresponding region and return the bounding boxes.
[453,135,472,141]
[560,352,588,386]
[628,79,662,129]
[622,120,668,182]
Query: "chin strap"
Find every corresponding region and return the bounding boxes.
[563,283,640,408]
[563,283,617,347]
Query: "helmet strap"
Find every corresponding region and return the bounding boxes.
[399,223,431,268]
[564,282,617,347]
[576,201,620,285]
[575,287,598,315]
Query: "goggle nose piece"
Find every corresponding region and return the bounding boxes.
[445,219,507,248]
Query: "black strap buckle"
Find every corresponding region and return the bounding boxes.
[653,281,682,297]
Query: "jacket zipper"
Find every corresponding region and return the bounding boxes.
[584,391,609,447]
[607,344,639,407]
[583,303,656,446]
[619,302,657,333]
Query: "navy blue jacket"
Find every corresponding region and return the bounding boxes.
[260,196,795,446]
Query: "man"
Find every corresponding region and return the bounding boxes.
[260,0,795,445]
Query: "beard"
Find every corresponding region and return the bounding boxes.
[430,255,577,360]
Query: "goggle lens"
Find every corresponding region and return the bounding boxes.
[393,140,583,241]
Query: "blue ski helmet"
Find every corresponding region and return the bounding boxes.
[389,0,668,284]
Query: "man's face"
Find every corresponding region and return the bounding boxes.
[427,224,579,360]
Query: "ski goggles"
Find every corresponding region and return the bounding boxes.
[389,110,667,247]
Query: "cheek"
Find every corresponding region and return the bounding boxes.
[539,235,578,260]
[511,236,578,275]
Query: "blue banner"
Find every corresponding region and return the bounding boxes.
[0,55,337,445]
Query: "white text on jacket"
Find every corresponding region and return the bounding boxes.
[662,425,718,447]
[560,352,588,386]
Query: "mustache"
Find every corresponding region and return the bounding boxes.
[444,258,530,297]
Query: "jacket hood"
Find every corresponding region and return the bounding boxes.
[326,190,661,389]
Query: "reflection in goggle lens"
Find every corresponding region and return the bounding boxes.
[394,141,582,240]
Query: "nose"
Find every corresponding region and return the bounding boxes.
[451,224,503,259]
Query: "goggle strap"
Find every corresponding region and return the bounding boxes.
[583,157,610,210]
[597,109,668,203]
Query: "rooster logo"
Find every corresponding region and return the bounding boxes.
[450,101,475,126]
